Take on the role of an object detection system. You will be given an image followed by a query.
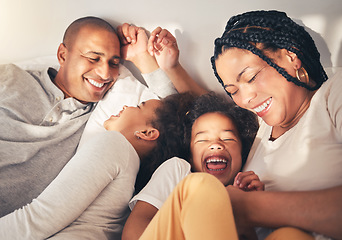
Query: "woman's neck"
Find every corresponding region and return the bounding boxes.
[270,90,316,140]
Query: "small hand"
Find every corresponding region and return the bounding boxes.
[233,171,265,191]
[148,27,179,71]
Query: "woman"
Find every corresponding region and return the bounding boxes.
[211,10,342,239]
[144,10,342,239]
[0,93,194,240]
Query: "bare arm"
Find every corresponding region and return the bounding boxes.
[227,185,342,239]
[122,201,158,240]
[148,27,207,96]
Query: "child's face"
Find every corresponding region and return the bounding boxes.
[103,99,161,136]
[190,112,242,186]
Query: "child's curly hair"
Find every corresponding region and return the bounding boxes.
[184,92,259,167]
[135,92,259,192]
[135,92,196,192]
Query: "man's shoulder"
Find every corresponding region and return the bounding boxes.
[0,63,49,80]
[0,63,34,85]
[0,63,26,75]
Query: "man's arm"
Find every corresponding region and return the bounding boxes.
[227,185,342,239]
[122,201,158,240]
[0,132,132,240]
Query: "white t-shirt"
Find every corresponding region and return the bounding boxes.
[129,157,191,210]
[244,70,342,240]
[243,69,342,192]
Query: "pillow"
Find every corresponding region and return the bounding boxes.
[13,56,59,71]
[325,67,342,78]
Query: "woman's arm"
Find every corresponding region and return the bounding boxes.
[227,185,342,239]
[122,201,158,240]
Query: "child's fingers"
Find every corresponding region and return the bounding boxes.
[148,35,156,56]
[150,26,163,37]
[247,180,265,191]
[234,171,254,185]
[233,172,242,187]
[236,171,260,189]
[148,27,163,55]
[156,29,169,43]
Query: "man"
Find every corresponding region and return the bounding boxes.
[0,18,205,239]
[0,17,168,218]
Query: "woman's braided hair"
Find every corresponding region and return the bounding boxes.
[211,10,328,95]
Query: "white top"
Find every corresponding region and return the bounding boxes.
[244,70,342,240]
[129,157,191,210]
[0,131,139,240]
[243,69,342,192]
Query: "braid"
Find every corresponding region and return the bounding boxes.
[212,10,328,94]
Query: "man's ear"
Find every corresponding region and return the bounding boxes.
[136,128,160,141]
[57,43,67,66]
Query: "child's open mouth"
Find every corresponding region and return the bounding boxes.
[205,157,228,171]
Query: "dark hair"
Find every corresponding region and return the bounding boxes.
[211,10,328,95]
[63,16,117,49]
[135,92,196,193]
[184,92,258,168]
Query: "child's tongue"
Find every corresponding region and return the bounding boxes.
[207,161,227,170]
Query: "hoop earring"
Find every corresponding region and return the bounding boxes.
[134,131,140,139]
[296,67,309,85]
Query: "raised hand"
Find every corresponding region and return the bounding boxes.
[148,27,179,71]
[117,23,158,73]
[117,23,149,62]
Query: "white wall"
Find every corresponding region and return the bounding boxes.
[0,0,341,93]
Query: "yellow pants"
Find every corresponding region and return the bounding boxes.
[140,173,239,240]
[139,173,314,240]
[265,227,314,240]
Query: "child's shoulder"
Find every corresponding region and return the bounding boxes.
[161,157,191,169]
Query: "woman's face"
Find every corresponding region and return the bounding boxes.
[215,48,310,128]
[103,99,161,137]
[190,112,242,186]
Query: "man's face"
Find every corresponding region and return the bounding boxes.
[57,26,121,103]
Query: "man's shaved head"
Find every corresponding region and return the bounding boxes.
[63,16,117,50]
[55,16,121,103]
